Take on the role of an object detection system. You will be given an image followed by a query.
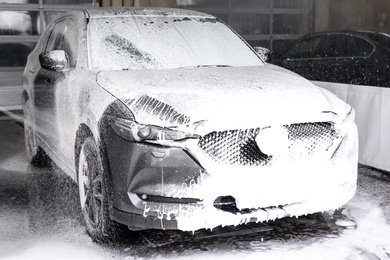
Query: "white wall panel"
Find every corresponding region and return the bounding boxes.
[314,81,390,172]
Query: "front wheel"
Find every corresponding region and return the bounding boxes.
[78,136,126,242]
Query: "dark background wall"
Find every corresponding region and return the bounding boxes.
[316,0,390,33]
[1,0,389,55]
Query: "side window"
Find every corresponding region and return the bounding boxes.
[61,19,78,67]
[313,34,374,58]
[278,36,322,60]
[37,23,55,53]
[314,34,348,58]
[45,19,67,52]
[45,18,78,67]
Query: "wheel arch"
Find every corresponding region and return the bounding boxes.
[74,121,121,236]
[74,123,94,181]
[74,121,113,195]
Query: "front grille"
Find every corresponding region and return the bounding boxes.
[286,122,336,160]
[198,122,336,166]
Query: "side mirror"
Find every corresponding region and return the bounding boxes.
[39,50,69,72]
[253,46,270,62]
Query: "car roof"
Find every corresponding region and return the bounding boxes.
[299,30,390,49]
[83,7,214,19]
[300,30,388,40]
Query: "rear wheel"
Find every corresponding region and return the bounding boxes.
[78,136,126,242]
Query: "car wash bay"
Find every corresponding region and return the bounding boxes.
[1,0,390,259]
[1,117,390,259]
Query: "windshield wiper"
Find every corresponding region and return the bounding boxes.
[178,65,232,69]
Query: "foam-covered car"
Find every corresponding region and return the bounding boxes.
[22,8,358,241]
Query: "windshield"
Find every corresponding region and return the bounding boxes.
[88,15,263,70]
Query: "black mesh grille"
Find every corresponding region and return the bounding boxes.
[198,122,335,166]
[286,122,336,160]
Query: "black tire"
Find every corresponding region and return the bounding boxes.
[23,100,50,167]
[77,136,126,242]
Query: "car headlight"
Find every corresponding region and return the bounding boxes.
[343,108,355,124]
[110,117,199,144]
[334,107,355,138]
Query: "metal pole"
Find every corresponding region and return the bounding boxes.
[228,0,232,26]
[269,0,273,52]
[38,0,44,34]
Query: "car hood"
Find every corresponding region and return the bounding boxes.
[96,65,351,133]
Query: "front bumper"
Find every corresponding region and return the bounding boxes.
[103,120,358,231]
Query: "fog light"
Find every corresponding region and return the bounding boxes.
[213,196,238,213]
[137,194,202,204]
[138,126,152,139]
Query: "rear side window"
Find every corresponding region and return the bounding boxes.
[344,35,374,57]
